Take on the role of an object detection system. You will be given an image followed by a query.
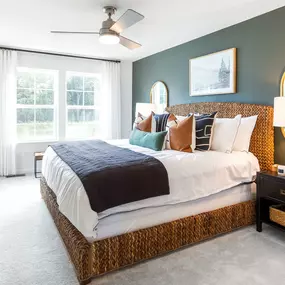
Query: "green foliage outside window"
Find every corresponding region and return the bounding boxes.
[16,70,102,141]
[16,70,56,141]
[66,74,101,139]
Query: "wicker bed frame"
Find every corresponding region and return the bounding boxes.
[40,102,274,285]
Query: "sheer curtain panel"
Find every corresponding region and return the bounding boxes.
[0,50,17,176]
[101,61,121,140]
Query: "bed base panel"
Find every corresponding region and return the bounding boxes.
[40,178,255,284]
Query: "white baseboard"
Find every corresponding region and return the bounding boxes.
[16,169,33,175]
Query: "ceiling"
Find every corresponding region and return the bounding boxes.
[0,0,284,61]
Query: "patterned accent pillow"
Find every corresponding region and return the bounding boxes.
[165,114,194,152]
[189,112,217,151]
[133,112,153,132]
[152,113,170,132]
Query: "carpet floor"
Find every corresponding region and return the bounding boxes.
[0,176,285,285]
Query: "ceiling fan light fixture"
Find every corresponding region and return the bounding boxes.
[99,33,120,45]
[51,6,144,49]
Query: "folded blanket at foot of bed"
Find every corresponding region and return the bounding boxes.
[51,140,170,213]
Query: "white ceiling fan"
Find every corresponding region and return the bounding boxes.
[51,6,144,50]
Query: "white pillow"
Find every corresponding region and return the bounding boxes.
[233,115,258,152]
[211,115,241,153]
[176,115,196,151]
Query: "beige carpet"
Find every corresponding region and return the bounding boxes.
[1,176,285,285]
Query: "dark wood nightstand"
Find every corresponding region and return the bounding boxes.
[256,171,285,232]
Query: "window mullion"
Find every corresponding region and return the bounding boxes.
[34,73,36,138]
[33,109,36,138]
[34,73,36,106]
[58,69,66,141]
[83,76,85,107]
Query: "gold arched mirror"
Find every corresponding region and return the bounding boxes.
[280,72,285,136]
[150,81,168,110]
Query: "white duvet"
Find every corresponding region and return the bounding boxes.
[42,139,259,239]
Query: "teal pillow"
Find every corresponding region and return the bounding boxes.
[129,128,167,151]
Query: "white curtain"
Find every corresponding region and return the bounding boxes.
[0,50,17,176]
[101,61,121,140]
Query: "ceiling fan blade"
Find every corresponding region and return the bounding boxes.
[111,9,144,33]
[119,36,141,50]
[50,31,99,35]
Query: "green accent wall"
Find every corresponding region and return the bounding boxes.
[133,6,285,164]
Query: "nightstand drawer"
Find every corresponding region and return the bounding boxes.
[261,178,285,201]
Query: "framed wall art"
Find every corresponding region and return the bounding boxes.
[189,48,237,96]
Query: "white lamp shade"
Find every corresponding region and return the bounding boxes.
[273,97,285,127]
[135,103,164,117]
[99,34,120,45]
[155,104,165,114]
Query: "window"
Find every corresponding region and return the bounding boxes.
[66,72,101,139]
[16,68,58,142]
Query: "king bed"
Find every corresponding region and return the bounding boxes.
[40,102,274,285]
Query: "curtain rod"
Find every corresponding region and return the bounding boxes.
[0,46,120,63]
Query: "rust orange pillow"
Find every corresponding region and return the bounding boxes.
[167,114,194,152]
[135,112,153,132]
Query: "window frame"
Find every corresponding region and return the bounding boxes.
[65,71,102,140]
[16,67,59,143]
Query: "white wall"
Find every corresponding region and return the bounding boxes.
[16,52,132,174]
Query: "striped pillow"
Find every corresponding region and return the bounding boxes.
[152,113,170,132]
[189,112,217,151]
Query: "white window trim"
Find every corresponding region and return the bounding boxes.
[16,69,102,143]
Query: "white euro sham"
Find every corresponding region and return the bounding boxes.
[211,115,241,153]
[233,115,258,152]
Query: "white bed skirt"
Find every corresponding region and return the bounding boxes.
[93,182,255,241]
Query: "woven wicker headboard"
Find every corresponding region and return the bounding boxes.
[165,102,274,171]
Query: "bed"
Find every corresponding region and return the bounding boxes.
[40,102,274,285]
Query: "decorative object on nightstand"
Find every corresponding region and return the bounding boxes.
[272,164,278,172]
[34,152,44,178]
[256,171,285,232]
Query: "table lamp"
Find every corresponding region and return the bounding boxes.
[274,97,285,137]
[135,103,164,117]
[274,97,285,174]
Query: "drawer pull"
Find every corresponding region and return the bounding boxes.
[280,189,285,196]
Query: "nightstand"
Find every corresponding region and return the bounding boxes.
[256,171,285,232]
